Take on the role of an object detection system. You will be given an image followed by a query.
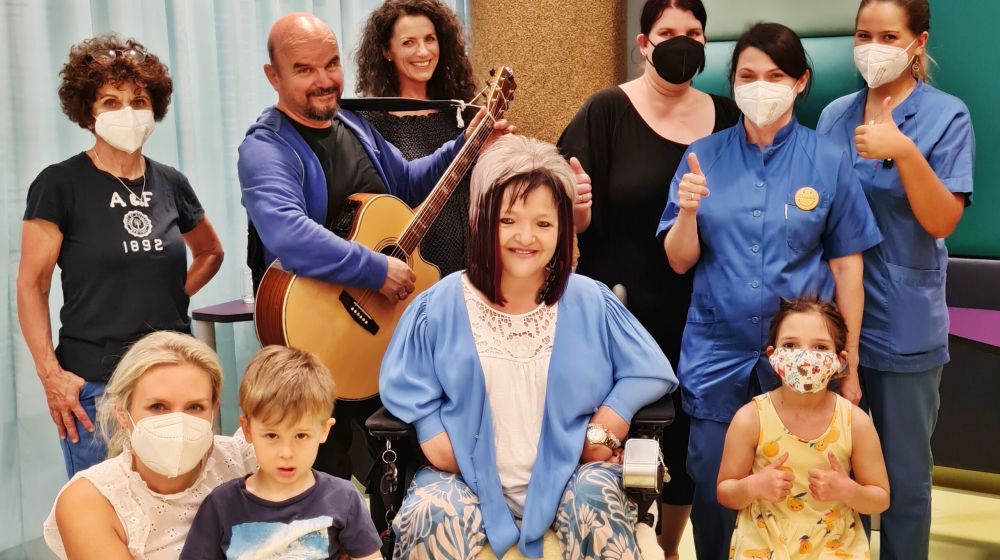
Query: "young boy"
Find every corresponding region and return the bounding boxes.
[181,346,382,559]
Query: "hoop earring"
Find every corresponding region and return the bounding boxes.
[911,57,921,78]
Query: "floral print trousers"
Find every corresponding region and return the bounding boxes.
[392,462,640,559]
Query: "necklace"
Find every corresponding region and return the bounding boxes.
[92,149,146,205]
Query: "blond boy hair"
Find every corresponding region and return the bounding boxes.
[239,345,336,425]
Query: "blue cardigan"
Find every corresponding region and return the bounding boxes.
[379,273,677,557]
[237,106,465,289]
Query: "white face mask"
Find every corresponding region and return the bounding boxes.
[94,107,155,154]
[128,412,214,478]
[853,39,917,89]
[734,81,796,128]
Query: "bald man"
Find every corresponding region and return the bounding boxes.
[237,13,498,534]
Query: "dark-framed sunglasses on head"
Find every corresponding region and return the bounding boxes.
[90,47,147,63]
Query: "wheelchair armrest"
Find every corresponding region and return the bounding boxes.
[365,407,415,440]
[627,393,675,440]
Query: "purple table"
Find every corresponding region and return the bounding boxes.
[948,307,1000,348]
[192,299,255,351]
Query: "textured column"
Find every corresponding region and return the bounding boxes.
[470,1,626,142]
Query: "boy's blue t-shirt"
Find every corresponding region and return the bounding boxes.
[180,470,381,559]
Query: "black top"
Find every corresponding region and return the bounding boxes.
[357,108,475,276]
[23,152,204,382]
[558,87,740,365]
[285,115,386,228]
[180,470,382,559]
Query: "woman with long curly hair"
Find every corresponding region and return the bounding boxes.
[17,34,223,476]
[354,0,477,276]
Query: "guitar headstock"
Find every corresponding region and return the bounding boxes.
[484,66,515,121]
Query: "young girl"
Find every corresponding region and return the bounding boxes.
[717,297,889,559]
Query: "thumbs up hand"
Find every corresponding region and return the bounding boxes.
[678,152,710,214]
[854,96,914,161]
[808,452,855,502]
[569,157,592,209]
[749,452,795,502]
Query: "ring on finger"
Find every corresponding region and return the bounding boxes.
[688,192,696,201]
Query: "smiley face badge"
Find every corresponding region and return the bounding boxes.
[793,187,820,211]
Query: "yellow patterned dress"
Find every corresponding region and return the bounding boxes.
[730,393,869,560]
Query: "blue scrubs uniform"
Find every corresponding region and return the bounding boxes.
[818,81,974,560]
[657,117,882,560]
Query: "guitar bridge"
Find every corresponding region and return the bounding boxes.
[339,290,380,335]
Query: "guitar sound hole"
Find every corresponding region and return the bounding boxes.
[380,244,408,264]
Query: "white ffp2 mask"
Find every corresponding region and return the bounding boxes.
[94,107,155,154]
[853,39,917,89]
[129,412,214,478]
[734,81,796,128]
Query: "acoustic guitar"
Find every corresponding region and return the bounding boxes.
[255,67,515,400]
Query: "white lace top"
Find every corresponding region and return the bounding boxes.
[462,275,557,516]
[43,435,256,560]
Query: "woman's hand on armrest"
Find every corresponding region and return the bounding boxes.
[420,431,460,474]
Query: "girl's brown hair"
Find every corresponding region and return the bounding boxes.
[767,296,848,355]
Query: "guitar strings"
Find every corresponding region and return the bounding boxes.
[354,89,511,307]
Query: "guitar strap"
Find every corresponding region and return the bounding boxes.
[339,97,467,112]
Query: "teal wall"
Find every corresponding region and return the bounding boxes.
[929,0,1000,257]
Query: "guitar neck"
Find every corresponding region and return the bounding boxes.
[397,116,497,254]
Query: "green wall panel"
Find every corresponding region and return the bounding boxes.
[703,0,857,40]
[929,0,1000,257]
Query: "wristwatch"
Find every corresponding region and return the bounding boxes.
[586,423,622,450]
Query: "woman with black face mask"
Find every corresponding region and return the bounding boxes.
[558,1,739,557]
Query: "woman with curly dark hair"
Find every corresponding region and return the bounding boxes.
[17,34,223,477]
[356,0,475,102]
[354,0,477,276]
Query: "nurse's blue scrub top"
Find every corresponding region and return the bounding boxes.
[657,117,882,423]
[817,81,975,373]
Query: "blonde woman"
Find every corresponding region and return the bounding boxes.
[43,332,255,560]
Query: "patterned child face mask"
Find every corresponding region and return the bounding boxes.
[769,347,841,393]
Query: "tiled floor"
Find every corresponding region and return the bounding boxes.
[673,487,1000,559]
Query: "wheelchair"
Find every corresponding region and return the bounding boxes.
[366,394,675,559]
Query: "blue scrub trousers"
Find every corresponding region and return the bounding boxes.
[860,365,942,560]
[687,364,772,560]
[687,417,736,560]
[59,381,107,477]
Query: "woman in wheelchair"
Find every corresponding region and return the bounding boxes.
[379,134,678,558]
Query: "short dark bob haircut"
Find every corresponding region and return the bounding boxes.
[355,0,476,100]
[729,22,812,98]
[640,0,708,35]
[59,34,173,130]
[466,136,576,307]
